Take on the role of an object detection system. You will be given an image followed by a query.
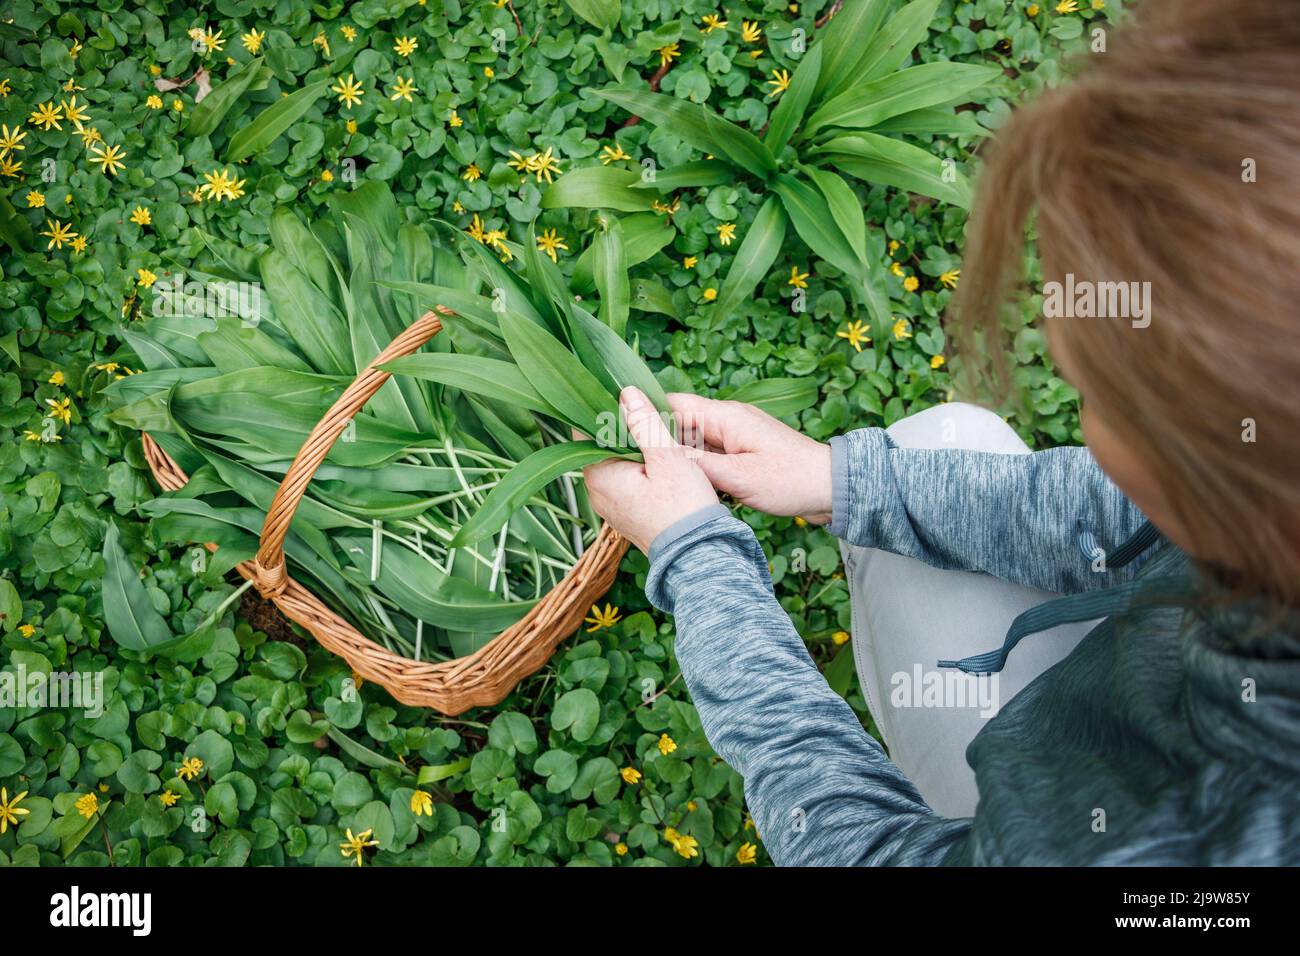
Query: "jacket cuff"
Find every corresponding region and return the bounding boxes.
[827,427,894,545]
[645,512,765,615]
[647,503,733,567]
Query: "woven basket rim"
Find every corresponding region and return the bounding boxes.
[140,310,626,715]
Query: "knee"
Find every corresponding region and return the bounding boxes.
[885,402,1028,454]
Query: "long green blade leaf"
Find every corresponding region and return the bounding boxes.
[101,523,175,651]
[226,78,329,162]
[816,131,974,208]
[380,353,559,417]
[596,89,777,180]
[712,195,787,325]
[805,61,1000,137]
[451,441,636,546]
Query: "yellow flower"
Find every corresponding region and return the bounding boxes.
[0,79,10,97]
[657,42,680,67]
[530,146,562,184]
[448,109,463,127]
[686,800,697,811]
[903,275,919,292]
[29,101,64,131]
[18,623,36,636]
[766,69,791,99]
[737,841,758,864]
[0,154,22,178]
[0,788,30,834]
[462,163,482,182]
[1091,0,1106,8]
[939,269,960,289]
[70,235,87,254]
[0,123,26,153]
[683,256,697,269]
[390,75,418,102]
[652,195,680,216]
[536,228,569,263]
[320,168,334,182]
[48,370,65,386]
[72,122,102,148]
[742,21,763,43]
[794,516,807,527]
[452,200,465,213]
[75,792,99,819]
[342,26,357,42]
[620,767,642,785]
[702,287,717,302]
[1056,0,1078,11]
[1027,3,1040,14]
[657,733,677,756]
[159,789,179,807]
[89,143,127,176]
[40,219,77,250]
[466,213,488,243]
[665,828,699,859]
[832,630,850,646]
[585,602,621,631]
[25,190,44,208]
[837,320,871,352]
[242,29,265,54]
[201,28,225,53]
[888,239,900,254]
[892,317,912,340]
[312,32,331,57]
[331,73,365,108]
[615,842,628,856]
[129,206,152,226]
[149,64,162,75]
[137,268,157,287]
[410,790,434,816]
[177,756,204,781]
[61,96,90,124]
[889,261,905,278]
[484,66,494,79]
[172,98,184,112]
[339,827,380,866]
[344,119,358,136]
[788,265,809,288]
[717,222,737,246]
[931,354,946,369]
[394,35,418,57]
[146,94,163,109]
[69,40,83,58]
[701,14,729,33]
[600,143,631,165]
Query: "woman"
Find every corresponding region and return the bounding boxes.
[582,0,1300,864]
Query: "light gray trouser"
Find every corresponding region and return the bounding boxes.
[840,403,1096,819]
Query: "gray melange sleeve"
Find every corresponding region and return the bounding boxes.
[646,512,973,866]
[828,428,1147,594]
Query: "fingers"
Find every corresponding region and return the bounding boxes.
[666,392,754,453]
[620,387,677,476]
[693,449,751,498]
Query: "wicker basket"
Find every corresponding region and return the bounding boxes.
[142,309,628,715]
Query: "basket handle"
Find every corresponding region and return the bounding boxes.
[248,308,449,598]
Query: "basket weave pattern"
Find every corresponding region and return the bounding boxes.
[142,309,628,715]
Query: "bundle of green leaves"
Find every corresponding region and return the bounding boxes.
[104,180,816,662]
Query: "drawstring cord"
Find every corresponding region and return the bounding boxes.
[938,520,1181,675]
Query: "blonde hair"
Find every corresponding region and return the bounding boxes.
[954,0,1300,605]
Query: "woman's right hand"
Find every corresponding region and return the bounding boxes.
[667,393,834,524]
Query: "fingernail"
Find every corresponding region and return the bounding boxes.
[620,386,645,411]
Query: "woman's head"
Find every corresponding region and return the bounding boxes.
[955,0,1300,603]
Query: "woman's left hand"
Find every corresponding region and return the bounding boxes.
[582,387,719,554]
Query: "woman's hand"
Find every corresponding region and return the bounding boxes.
[668,393,833,524]
[581,387,719,554]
